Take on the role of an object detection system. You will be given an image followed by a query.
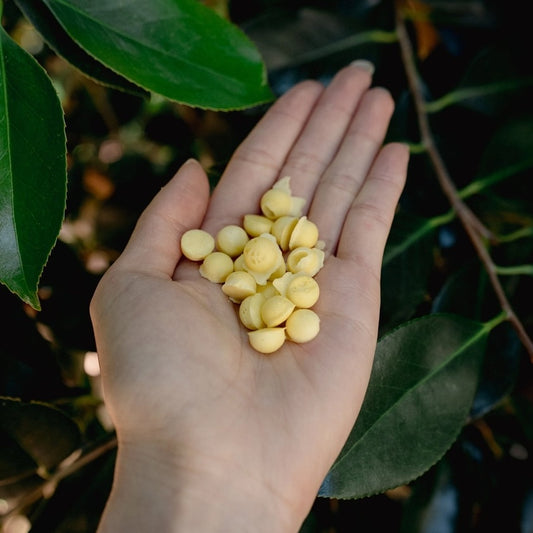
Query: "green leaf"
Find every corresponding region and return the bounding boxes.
[476,116,533,181]
[0,397,81,473]
[426,45,533,115]
[0,22,67,309]
[43,0,274,110]
[14,0,148,98]
[380,211,441,331]
[320,314,490,499]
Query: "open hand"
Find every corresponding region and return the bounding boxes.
[91,62,409,532]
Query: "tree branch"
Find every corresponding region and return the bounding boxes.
[0,435,117,523]
[394,0,533,362]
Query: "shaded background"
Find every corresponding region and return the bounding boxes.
[1,1,532,531]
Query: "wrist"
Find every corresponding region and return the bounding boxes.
[97,440,308,533]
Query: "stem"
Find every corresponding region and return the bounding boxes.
[1,435,117,521]
[424,78,533,113]
[394,0,533,362]
[498,226,533,243]
[483,310,508,333]
[428,209,455,228]
[394,9,493,242]
[458,157,533,200]
[494,264,533,277]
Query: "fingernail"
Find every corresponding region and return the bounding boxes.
[350,59,375,75]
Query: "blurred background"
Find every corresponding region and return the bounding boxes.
[1,0,532,531]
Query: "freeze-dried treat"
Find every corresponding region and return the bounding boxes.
[181,229,215,261]
[248,328,286,354]
[199,252,233,283]
[215,225,249,257]
[286,309,320,344]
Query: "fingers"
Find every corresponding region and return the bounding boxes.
[308,87,396,253]
[201,62,375,235]
[201,80,324,234]
[336,142,410,268]
[115,159,210,277]
[279,61,374,200]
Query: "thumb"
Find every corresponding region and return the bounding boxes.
[115,159,210,277]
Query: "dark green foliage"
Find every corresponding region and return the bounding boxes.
[0,0,532,531]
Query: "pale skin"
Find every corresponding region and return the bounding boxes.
[90,63,410,532]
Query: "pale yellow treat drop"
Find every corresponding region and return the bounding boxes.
[272,272,293,297]
[286,274,319,308]
[242,234,284,285]
[243,235,280,273]
[243,214,273,237]
[289,216,319,249]
[215,225,249,257]
[181,229,215,261]
[260,188,293,220]
[199,252,234,283]
[272,176,306,217]
[271,216,298,251]
[239,293,266,330]
[261,295,295,328]
[286,309,320,344]
[248,328,286,354]
[222,271,257,303]
[287,247,325,276]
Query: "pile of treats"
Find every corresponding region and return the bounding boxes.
[180,177,324,354]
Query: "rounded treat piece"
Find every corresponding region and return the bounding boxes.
[180,229,215,261]
[260,189,293,219]
[215,225,249,257]
[243,214,273,237]
[248,328,286,354]
[239,293,266,330]
[242,235,284,285]
[199,252,234,283]
[286,309,320,343]
[271,216,298,251]
[289,217,319,249]
[261,295,295,327]
[272,272,293,297]
[266,176,306,217]
[243,235,280,273]
[286,274,319,308]
[222,271,256,303]
[287,247,325,276]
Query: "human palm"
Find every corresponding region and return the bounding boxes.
[91,63,409,531]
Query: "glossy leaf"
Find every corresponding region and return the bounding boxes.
[432,264,522,419]
[438,45,533,116]
[320,314,490,499]
[380,211,438,332]
[0,397,81,472]
[0,22,67,309]
[43,0,274,110]
[14,0,148,98]
[476,116,533,184]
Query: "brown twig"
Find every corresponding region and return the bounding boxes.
[0,435,117,523]
[394,0,533,362]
